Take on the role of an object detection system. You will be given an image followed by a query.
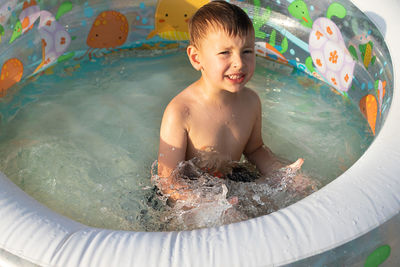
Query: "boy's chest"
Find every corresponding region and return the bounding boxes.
[186,105,255,158]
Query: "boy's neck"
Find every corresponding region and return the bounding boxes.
[197,76,241,104]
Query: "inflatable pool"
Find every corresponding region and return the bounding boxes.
[0,0,399,266]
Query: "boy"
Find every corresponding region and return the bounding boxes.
[157,1,303,201]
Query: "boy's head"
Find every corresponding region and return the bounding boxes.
[187,1,256,93]
[188,1,254,48]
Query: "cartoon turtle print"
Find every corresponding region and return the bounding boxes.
[289,1,354,93]
[308,17,355,92]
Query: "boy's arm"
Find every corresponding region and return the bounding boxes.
[243,95,279,175]
[243,94,303,175]
[157,101,188,198]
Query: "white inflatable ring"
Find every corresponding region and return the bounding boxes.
[0,0,399,266]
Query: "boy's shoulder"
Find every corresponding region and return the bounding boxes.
[241,87,261,107]
[163,84,197,121]
[243,86,260,99]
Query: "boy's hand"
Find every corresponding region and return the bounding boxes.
[283,158,320,195]
[267,157,304,176]
[285,158,304,172]
[259,158,304,188]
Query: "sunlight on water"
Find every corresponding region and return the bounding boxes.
[0,51,373,231]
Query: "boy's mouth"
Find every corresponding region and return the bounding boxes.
[226,73,245,83]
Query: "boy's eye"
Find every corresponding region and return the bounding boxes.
[244,49,254,54]
[219,51,229,55]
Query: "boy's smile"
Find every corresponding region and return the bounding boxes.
[187,28,256,94]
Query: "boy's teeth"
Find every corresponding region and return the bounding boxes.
[228,74,242,79]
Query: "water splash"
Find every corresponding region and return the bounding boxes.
[151,159,319,230]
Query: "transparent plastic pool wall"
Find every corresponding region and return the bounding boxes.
[0,0,396,266]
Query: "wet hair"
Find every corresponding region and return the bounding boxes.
[188,1,254,48]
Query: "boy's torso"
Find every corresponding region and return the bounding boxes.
[177,86,258,163]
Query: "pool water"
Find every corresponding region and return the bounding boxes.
[0,50,373,231]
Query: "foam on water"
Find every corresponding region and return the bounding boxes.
[0,51,373,231]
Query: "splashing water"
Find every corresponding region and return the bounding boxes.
[151,160,238,230]
[151,158,319,230]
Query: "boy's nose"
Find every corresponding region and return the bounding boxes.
[232,55,244,69]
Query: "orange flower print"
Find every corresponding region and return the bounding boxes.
[326,26,333,35]
[344,73,349,83]
[315,31,323,40]
[329,50,338,64]
[331,77,337,85]
[60,37,66,45]
[316,58,323,67]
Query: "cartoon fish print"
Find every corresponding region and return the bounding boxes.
[255,41,288,64]
[0,58,23,97]
[147,0,209,40]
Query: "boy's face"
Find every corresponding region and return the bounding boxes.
[188,28,256,94]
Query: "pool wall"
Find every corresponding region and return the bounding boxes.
[0,0,399,266]
[0,0,392,135]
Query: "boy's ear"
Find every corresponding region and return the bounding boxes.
[187,45,202,71]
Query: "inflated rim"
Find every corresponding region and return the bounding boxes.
[0,0,399,266]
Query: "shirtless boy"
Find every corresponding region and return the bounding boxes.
[157,1,303,201]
